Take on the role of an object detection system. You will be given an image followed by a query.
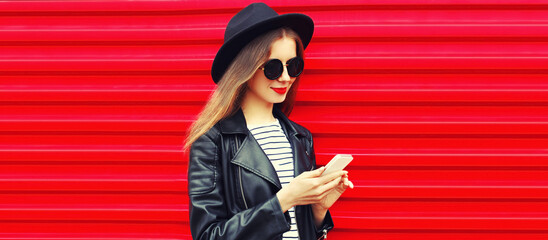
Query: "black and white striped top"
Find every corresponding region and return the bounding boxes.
[248,118,299,239]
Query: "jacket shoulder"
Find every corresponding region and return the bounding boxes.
[202,123,223,141]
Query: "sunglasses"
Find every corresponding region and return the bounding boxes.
[259,56,304,80]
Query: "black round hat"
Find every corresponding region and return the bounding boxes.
[211,2,314,84]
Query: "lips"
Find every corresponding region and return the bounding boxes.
[271,87,287,94]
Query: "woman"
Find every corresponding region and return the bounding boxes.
[185,3,353,240]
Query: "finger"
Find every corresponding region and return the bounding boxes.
[318,181,345,200]
[298,166,325,178]
[310,166,326,177]
[344,178,354,189]
[320,170,347,183]
[318,176,342,194]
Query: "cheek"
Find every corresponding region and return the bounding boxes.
[257,76,273,89]
[248,73,271,93]
[247,72,261,88]
[288,80,296,89]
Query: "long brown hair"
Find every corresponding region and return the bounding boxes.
[184,28,305,150]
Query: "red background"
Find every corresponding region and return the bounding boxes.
[1,0,548,239]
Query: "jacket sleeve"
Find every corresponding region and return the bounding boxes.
[188,132,291,240]
[307,131,335,239]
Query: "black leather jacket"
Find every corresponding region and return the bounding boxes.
[188,107,334,240]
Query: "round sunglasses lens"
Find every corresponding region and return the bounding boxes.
[287,57,304,77]
[263,59,283,80]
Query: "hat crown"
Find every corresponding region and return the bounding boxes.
[224,3,279,42]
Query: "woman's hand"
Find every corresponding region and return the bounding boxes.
[315,171,354,210]
[276,167,353,213]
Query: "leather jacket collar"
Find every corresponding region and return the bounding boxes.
[219,105,307,138]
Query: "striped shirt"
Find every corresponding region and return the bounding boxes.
[248,118,299,239]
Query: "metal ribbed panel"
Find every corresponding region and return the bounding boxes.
[1,0,547,239]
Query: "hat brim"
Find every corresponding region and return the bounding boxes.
[211,13,314,83]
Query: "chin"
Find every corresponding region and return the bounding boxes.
[271,95,287,104]
[266,98,285,104]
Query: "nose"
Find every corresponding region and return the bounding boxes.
[278,65,291,82]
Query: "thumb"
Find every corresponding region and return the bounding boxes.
[309,166,325,177]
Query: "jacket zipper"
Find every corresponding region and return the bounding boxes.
[239,166,249,209]
[235,135,249,209]
[317,229,328,239]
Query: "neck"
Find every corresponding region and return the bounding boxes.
[241,95,276,126]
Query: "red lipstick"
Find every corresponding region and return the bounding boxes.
[271,87,287,94]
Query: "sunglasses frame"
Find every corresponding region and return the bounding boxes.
[259,56,304,80]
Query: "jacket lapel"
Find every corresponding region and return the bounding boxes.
[289,134,312,174]
[273,107,313,175]
[220,109,281,189]
[231,132,282,189]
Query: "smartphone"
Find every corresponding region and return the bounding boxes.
[321,154,353,176]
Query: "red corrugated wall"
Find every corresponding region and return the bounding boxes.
[1,0,548,239]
